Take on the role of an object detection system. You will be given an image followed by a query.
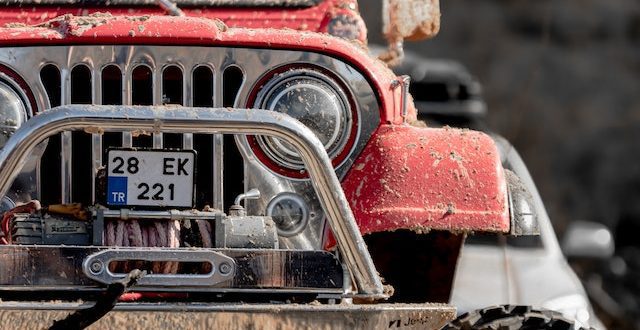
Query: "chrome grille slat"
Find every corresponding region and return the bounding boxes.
[213,68,224,210]
[153,133,163,149]
[90,67,102,205]
[182,63,191,107]
[60,66,71,204]
[153,66,162,105]
[182,61,194,157]
[93,67,103,106]
[91,133,102,204]
[60,131,73,204]
[121,132,133,148]
[183,134,194,149]
[212,135,224,210]
[121,58,134,150]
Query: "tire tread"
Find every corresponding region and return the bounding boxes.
[442,305,594,330]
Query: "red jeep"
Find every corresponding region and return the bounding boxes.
[0,0,575,328]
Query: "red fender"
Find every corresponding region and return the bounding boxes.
[325,124,509,248]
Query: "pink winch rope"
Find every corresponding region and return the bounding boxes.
[105,219,212,274]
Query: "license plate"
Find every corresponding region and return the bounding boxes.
[106,149,196,208]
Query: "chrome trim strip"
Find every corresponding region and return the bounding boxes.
[0,106,385,297]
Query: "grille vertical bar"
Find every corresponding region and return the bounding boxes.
[183,134,194,149]
[153,65,164,149]
[153,134,163,149]
[183,65,194,150]
[91,65,106,204]
[90,67,99,206]
[91,134,102,204]
[213,68,224,211]
[122,63,133,147]
[60,66,72,204]
[60,132,72,204]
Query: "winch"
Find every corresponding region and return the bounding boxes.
[7,189,279,250]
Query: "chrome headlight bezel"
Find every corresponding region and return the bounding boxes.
[0,77,30,149]
[250,67,358,176]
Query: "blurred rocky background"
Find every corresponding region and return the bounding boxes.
[363,0,640,236]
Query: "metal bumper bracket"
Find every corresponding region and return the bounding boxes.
[83,249,236,287]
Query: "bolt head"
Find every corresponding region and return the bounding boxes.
[90,261,103,274]
[219,262,232,275]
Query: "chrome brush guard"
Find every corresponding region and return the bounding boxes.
[0,105,385,299]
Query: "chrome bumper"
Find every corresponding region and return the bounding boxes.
[0,302,455,329]
[0,105,385,298]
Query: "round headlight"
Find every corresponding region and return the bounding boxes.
[0,80,27,148]
[254,69,353,170]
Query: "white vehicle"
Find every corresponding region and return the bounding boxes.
[450,136,607,329]
[388,50,607,328]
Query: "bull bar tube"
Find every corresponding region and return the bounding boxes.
[0,105,385,298]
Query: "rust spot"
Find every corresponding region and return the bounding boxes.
[83,126,104,135]
[131,129,151,137]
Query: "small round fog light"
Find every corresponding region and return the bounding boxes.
[266,193,309,237]
[0,196,16,213]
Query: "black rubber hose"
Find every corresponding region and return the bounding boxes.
[49,269,146,330]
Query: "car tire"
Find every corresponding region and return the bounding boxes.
[442,305,593,330]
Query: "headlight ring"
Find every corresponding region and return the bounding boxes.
[0,77,29,149]
[249,67,358,176]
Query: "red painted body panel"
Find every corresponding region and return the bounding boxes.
[339,125,509,237]
[0,0,362,37]
[0,14,407,124]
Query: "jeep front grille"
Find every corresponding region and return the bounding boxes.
[37,56,247,210]
[0,45,380,251]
